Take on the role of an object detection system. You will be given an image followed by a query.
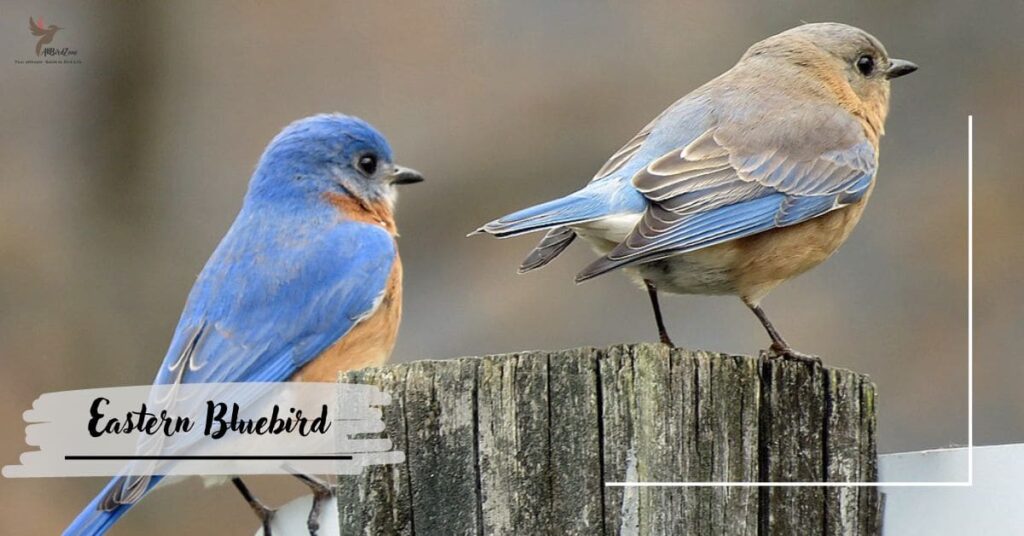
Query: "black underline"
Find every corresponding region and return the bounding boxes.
[63,455,353,460]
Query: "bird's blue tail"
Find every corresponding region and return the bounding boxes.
[474,191,613,238]
[64,475,162,536]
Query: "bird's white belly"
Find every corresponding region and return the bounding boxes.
[573,213,642,250]
[574,213,740,296]
[631,251,738,295]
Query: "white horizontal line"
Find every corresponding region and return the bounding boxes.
[605,481,972,488]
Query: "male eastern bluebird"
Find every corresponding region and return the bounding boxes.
[475,23,917,362]
[65,114,423,536]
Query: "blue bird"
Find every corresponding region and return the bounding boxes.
[65,114,423,536]
[475,23,916,361]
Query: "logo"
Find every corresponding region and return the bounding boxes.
[16,16,80,64]
[29,17,62,56]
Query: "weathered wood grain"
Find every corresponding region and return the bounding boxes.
[338,343,880,535]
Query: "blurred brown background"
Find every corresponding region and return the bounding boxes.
[1,1,1020,534]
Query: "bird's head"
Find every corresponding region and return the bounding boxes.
[37,18,61,31]
[742,23,917,136]
[246,114,423,211]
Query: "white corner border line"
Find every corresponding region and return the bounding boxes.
[606,115,975,489]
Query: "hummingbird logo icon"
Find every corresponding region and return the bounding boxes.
[29,17,63,57]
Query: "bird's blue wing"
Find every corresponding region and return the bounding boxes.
[96,218,396,510]
[577,119,876,281]
[156,219,395,386]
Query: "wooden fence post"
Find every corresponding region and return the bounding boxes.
[337,343,880,535]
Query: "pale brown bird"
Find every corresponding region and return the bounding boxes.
[475,23,917,363]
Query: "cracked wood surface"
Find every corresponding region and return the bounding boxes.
[336,343,880,535]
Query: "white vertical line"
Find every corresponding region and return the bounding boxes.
[967,115,974,486]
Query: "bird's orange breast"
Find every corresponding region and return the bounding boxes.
[323,192,398,235]
[291,253,403,382]
[731,186,874,303]
[290,192,403,382]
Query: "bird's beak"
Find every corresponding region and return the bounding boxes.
[885,59,918,79]
[388,165,424,185]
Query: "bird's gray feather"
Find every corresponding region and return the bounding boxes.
[576,96,877,280]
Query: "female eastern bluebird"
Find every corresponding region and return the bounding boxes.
[65,114,423,536]
[475,23,917,363]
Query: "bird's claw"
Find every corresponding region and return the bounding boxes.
[305,489,332,536]
[767,344,822,365]
[260,511,275,536]
[293,473,333,536]
[232,477,276,535]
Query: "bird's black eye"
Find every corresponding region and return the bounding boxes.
[356,154,378,176]
[855,54,875,76]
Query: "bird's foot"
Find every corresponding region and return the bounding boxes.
[643,280,676,348]
[293,473,333,536]
[231,477,275,536]
[260,511,275,536]
[766,344,822,365]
